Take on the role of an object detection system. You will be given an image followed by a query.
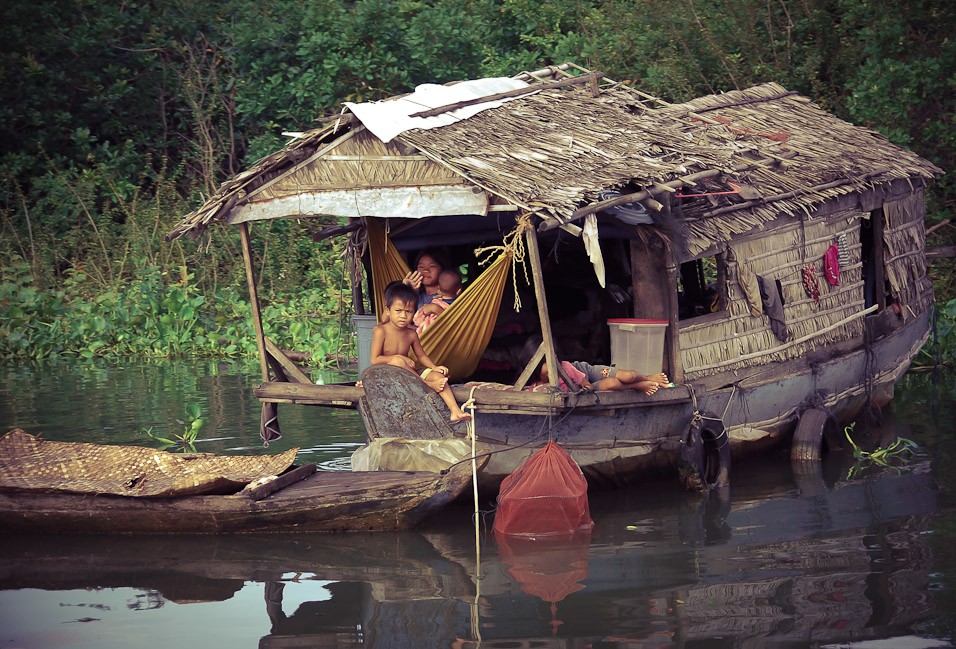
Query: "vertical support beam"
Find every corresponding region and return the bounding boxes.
[664,250,683,384]
[239,222,270,383]
[660,192,682,384]
[629,238,669,320]
[525,227,561,388]
[873,207,887,310]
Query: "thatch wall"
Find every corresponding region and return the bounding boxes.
[883,191,933,318]
[681,205,870,378]
[252,128,464,201]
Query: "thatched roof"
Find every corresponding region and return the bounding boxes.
[167,64,941,253]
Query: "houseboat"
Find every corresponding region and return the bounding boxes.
[167,63,941,492]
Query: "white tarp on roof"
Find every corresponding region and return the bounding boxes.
[344,77,530,143]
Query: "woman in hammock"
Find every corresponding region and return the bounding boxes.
[402,250,451,308]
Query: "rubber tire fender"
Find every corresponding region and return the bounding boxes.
[790,408,842,462]
[678,414,731,491]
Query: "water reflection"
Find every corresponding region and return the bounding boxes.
[1,361,953,647]
[0,458,944,648]
[0,358,366,467]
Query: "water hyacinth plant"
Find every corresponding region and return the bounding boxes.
[844,422,918,479]
[143,402,206,452]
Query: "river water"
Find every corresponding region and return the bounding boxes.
[1,360,954,649]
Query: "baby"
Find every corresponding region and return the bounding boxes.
[414,268,462,334]
[371,281,471,422]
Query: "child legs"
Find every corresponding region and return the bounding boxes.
[438,384,471,422]
[614,369,669,386]
[594,376,660,395]
[421,368,471,421]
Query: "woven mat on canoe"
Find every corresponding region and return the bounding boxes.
[0,429,299,497]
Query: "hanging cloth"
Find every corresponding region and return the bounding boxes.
[837,232,850,267]
[365,217,514,379]
[417,252,511,378]
[736,260,763,318]
[824,244,840,286]
[582,214,606,288]
[758,275,790,343]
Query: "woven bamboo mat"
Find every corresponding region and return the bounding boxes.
[0,429,298,497]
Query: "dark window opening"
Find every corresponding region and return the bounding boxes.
[860,210,886,311]
[677,254,726,320]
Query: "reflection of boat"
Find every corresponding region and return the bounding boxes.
[0,531,474,599]
[0,457,940,647]
[428,460,941,645]
[166,62,942,494]
[0,429,476,533]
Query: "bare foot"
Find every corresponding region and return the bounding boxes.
[636,380,659,395]
[355,380,363,388]
[451,411,472,422]
[649,372,669,385]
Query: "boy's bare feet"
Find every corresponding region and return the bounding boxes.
[648,372,669,385]
[451,411,472,422]
[636,380,660,395]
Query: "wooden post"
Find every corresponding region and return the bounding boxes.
[239,222,270,383]
[513,342,546,391]
[661,193,682,384]
[629,238,669,320]
[525,227,562,388]
[664,250,683,384]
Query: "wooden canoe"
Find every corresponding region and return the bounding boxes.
[0,461,478,534]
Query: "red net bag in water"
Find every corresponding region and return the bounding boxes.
[493,440,594,537]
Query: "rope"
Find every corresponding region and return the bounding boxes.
[473,212,533,311]
[720,384,737,422]
[464,385,482,645]
[464,386,480,517]
[684,384,729,449]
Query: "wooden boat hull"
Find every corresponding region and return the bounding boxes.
[0,463,475,534]
[356,309,930,492]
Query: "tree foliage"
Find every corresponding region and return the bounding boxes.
[1,0,953,359]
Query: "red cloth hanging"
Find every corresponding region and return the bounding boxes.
[824,244,841,286]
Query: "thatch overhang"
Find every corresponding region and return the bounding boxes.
[167,65,942,258]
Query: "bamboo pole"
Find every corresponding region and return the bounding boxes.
[705,168,893,218]
[239,222,270,383]
[310,221,362,243]
[525,227,563,389]
[541,169,724,230]
[661,193,683,384]
[687,304,879,374]
[513,342,546,392]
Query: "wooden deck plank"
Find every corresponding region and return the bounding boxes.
[254,380,694,410]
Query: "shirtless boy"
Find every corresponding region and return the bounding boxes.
[371,281,471,422]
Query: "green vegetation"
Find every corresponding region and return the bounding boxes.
[1,0,954,363]
[843,422,919,479]
[142,402,206,452]
[912,298,956,371]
